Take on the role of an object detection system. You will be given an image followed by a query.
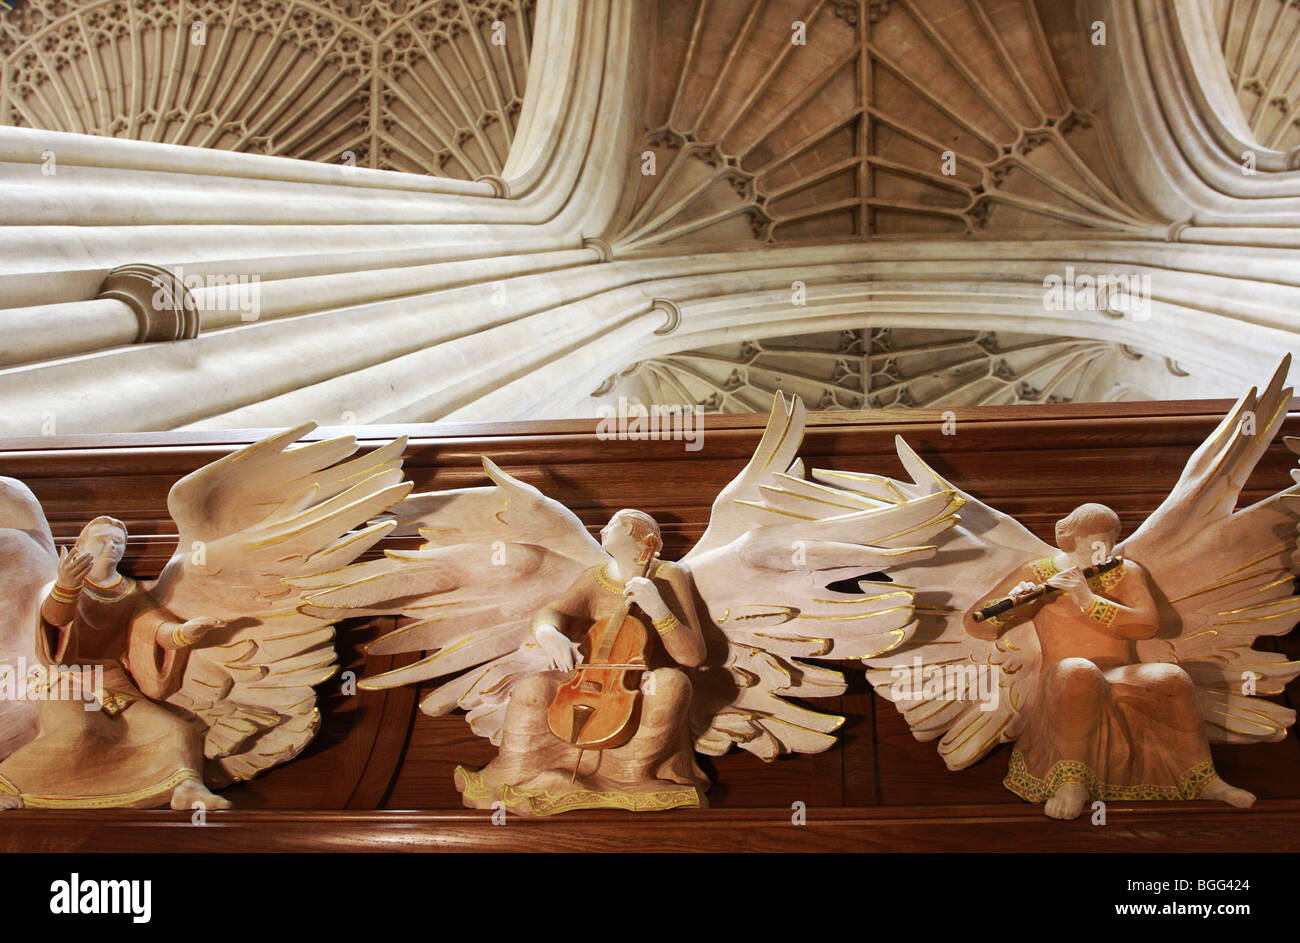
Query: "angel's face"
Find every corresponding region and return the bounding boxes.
[78,523,126,568]
[600,513,642,561]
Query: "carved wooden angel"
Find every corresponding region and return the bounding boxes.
[0,426,411,810]
[294,395,962,815]
[805,356,1300,819]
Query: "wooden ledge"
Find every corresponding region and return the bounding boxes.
[2,801,1297,853]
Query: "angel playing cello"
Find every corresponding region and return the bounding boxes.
[0,425,411,810]
[297,395,964,815]
[463,508,711,811]
[808,355,1300,819]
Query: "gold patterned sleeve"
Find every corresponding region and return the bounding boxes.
[37,584,79,663]
[40,583,80,630]
[1085,562,1159,640]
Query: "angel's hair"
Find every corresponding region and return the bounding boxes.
[1055,503,1120,551]
[75,515,127,548]
[611,509,662,561]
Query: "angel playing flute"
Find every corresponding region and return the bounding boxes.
[962,502,1254,819]
[802,355,1300,820]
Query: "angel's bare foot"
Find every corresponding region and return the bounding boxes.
[170,777,231,811]
[0,794,23,811]
[1202,778,1255,809]
[1044,783,1089,820]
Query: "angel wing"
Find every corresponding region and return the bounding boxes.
[809,438,1052,770]
[148,424,413,784]
[680,395,964,760]
[295,394,962,763]
[291,456,608,744]
[0,477,57,759]
[1119,354,1300,744]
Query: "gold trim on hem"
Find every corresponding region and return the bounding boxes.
[1003,750,1217,803]
[2,768,202,809]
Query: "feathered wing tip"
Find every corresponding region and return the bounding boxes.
[1136,354,1291,544]
[806,435,954,505]
[810,436,1053,770]
[685,396,987,762]
[685,391,810,563]
[157,428,419,784]
[480,454,520,489]
[894,434,955,495]
[755,391,804,471]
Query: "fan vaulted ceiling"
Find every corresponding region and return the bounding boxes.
[0,0,1296,432]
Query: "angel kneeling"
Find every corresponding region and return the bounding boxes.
[459,509,711,814]
[0,516,227,811]
[965,503,1255,820]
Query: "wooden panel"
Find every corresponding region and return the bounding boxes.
[5,803,1299,853]
[0,399,1297,850]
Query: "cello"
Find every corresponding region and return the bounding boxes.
[547,555,656,754]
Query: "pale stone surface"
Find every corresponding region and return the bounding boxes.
[0,0,1297,433]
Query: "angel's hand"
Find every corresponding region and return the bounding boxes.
[535,624,582,673]
[175,617,226,646]
[1008,580,1042,602]
[623,577,669,620]
[56,547,93,587]
[1046,568,1094,609]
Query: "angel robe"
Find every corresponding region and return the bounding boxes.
[994,558,1219,802]
[0,577,207,809]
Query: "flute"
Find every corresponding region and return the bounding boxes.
[971,557,1122,623]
